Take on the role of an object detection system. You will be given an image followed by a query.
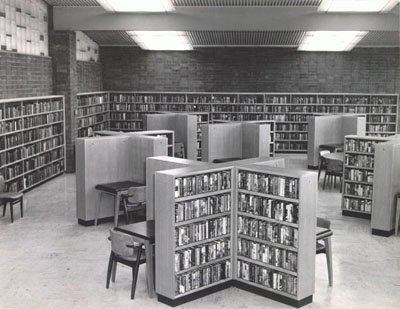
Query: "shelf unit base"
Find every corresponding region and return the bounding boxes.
[157,280,313,308]
[371,228,395,237]
[307,165,318,170]
[157,280,234,307]
[233,280,313,308]
[77,214,146,226]
[342,210,371,219]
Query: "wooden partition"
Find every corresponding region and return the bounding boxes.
[307,114,366,168]
[75,134,168,225]
[145,113,197,160]
[371,139,400,236]
[202,123,271,162]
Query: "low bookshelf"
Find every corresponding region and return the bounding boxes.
[76,92,109,137]
[342,135,392,219]
[155,162,317,307]
[0,95,65,192]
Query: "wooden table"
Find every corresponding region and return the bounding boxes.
[115,220,156,298]
[321,152,344,162]
[94,181,145,226]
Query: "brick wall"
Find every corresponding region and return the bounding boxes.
[0,51,53,100]
[101,47,400,94]
[77,61,103,93]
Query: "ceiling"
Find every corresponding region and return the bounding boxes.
[44,0,400,48]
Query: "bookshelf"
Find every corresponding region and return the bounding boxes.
[76,92,109,137]
[0,95,65,192]
[155,163,317,307]
[190,112,210,160]
[342,135,392,219]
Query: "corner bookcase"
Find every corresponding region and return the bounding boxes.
[155,163,317,308]
[342,135,392,219]
[76,92,109,137]
[0,95,65,192]
[75,92,398,154]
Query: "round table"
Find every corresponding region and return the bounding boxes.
[322,152,344,162]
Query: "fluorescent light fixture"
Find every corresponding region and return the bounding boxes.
[127,31,193,51]
[298,31,368,52]
[318,0,399,12]
[97,0,174,12]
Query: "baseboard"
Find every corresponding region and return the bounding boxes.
[371,228,395,237]
[342,210,371,219]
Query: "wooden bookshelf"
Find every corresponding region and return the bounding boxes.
[154,162,317,307]
[0,95,65,192]
[371,139,400,236]
[342,135,393,219]
[76,92,109,137]
[190,112,210,160]
[77,92,397,154]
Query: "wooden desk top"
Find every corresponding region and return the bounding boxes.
[95,181,144,194]
[115,220,155,243]
[322,152,344,162]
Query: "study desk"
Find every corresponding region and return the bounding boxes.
[94,181,145,226]
[115,220,156,298]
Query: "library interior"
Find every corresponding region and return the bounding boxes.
[0,0,399,308]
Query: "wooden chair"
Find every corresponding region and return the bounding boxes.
[316,217,333,286]
[323,158,343,191]
[121,186,146,224]
[318,150,330,180]
[106,229,147,299]
[0,175,24,223]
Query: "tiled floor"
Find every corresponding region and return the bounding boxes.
[1,156,400,309]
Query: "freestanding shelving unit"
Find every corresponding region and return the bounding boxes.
[155,162,317,308]
[76,92,109,137]
[0,95,65,192]
[342,135,392,219]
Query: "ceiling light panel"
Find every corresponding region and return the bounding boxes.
[298,31,368,51]
[43,0,100,5]
[172,0,322,6]
[97,0,175,12]
[127,31,193,50]
[318,0,399,12]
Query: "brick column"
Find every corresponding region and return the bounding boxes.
[49,31,77,172]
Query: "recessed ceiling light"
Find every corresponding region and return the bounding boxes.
[127,31,193,51]
[319,0,399,12]
[298,31,368,52]
[97,0,175,12]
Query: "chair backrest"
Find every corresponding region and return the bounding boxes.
[0,175,5,193]
[110,229,141,257]
[326,158,343,173]
[127,186,146,204]
[317,217,331,229]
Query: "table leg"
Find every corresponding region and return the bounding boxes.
[114,193,120,227]
[94,191,102,226]
[145,242,156,298]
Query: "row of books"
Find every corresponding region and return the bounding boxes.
[23,124,63,141]
[343,197,372,213]
[238,238,297,272]
[237,261,297,296]
[23,161,64,188]
[368,115,396,122]
[0,147,22,166]
[77,115,107,127]
[212,106,264,113]
[24,148,64,171]
[370,106,396,113]
[267,114,309,122]
[237,193,298,224]
[238,171,299,199]
[4,162,23,179]
[345,155,374,169]
[77,94,107,106]
[158,105,186,112]
[2,133,23,149]
[187,105,212,112]
[174,238,230,272]
[345,139,379,153]
[109,122,143,130]
[175,193,231,223]
[368,124,396,133]
[276,133,307,140]
[23,112,63,128]
[345,183,372,198]
[76,105,107,117]
[161,95,185,103]
[78,123,108,137]
[276,123,307,131]
[237,216,298,248]
[175,216,230,247]
[0,119,23,134]
[0,100,62,119]
[21,136,64,158]
[109,103,157,112]
[175,261,231,295]
[344,168,373,183]
[174,170,232,198]
[110,94,157,103]
[212,114,263,121]
[109,112,143,120]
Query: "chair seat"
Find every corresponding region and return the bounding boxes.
[115,250,146,263]
[0,192,23,202]
[316,241,326,254]
[316,229,333,241]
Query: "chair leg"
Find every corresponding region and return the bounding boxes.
[131,247,143,299]
[94,192,102,226]
[2,203,6,216]
[124,200,130,225]
[318,161,323,180]
[20,197,23,218]
[324,237,333,286]
[323,173,327,189]
[10,202,13,223]
[106,252,114,289]
[111,259,117,282]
